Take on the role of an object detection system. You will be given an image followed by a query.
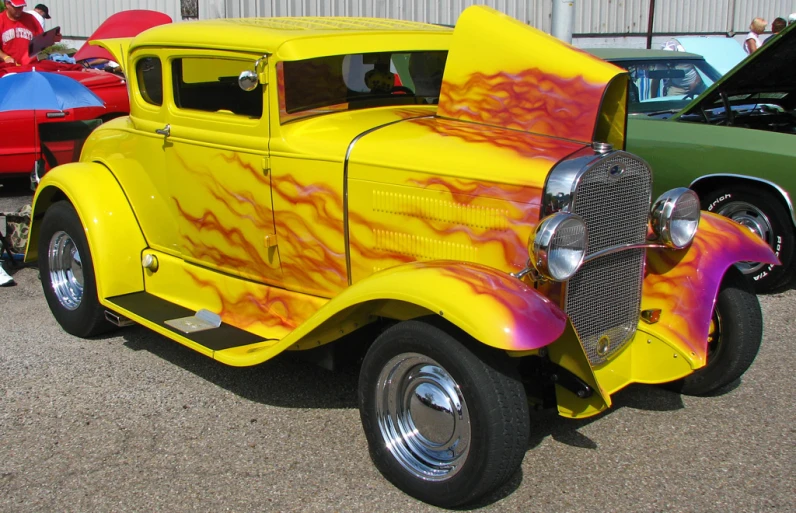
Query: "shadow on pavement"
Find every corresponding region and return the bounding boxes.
[120,326,360,409]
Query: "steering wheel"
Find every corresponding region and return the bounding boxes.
[390,86,415,95]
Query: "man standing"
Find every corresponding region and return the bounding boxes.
[0,0,42,65]
[25,3,50,30]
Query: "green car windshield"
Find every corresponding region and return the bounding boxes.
[613,58,723,115]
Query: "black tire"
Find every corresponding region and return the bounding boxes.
[667,267,763,396]
[358,319,529,507]
[38,201,113,338]
[701,186,795,292]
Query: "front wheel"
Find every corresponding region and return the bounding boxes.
[701,187,794,292]
[358,319,529,507]
[668,267,763,396]
[38,201,113,338]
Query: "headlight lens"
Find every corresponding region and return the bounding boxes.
[650,188,700,249]
[529,213,588,281]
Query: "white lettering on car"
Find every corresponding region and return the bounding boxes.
[707,194,731,212]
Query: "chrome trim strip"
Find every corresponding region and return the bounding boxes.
[343,115,434,285]
[690,174,796,228]
[583,242,666,263]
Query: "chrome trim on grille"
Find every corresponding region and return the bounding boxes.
[546,151,653,366]
[583,242,665,263]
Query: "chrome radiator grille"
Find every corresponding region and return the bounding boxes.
[564,153,652,365]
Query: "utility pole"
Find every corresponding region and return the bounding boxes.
[551,0,575,43]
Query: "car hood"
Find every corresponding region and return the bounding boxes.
[438,6,629,149]
[73,10,173,62]
[675,22,796,119]
[59,70,124,89]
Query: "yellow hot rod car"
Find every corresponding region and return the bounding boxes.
[26,6,777,507]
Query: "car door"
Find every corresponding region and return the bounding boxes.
[161,51,281,284]
[0,110,36,175]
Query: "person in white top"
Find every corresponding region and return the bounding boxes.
[744,17,766,55]
[24,3,49,30]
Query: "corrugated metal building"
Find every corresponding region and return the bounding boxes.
[39,0,796,47]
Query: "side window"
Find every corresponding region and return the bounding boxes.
[136,57,163,106]
[171,57,263,118]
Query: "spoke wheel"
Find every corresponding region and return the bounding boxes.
[375,353,471,481]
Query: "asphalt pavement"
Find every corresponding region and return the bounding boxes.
[0,180,794,512]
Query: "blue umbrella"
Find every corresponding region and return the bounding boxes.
[0,71,105,112]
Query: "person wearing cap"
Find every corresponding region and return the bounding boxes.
[0,0,42,65]
[25,3,51,30]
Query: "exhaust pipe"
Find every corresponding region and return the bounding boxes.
[105,310,135,327]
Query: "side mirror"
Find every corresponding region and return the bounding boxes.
[238,70,259,92]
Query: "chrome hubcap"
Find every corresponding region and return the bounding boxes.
[717,201,773,275]
[48,231,83,310]
[375,353,470,481]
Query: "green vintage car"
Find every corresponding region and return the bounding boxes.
[589,24,795,292]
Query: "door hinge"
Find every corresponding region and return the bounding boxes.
[264,233,278,248]
[262,156,270,176]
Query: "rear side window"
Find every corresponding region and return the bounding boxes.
[171,57,263,118]
[136,57,163,106]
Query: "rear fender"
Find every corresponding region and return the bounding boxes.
[26,162,146,298]
[641,212,778,367]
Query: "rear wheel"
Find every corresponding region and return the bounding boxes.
[358,319,529,507]
[701,186,794,292]
[667,267,762,396]
[38,201,113,338]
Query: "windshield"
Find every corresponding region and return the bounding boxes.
[611,58,722,115]
[279,51,447,123]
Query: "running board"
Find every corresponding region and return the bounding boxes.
[104,291,263,352]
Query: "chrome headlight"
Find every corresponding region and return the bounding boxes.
[529,213,588,281]
[650,188,700,249]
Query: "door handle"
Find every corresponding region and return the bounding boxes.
[155,124,171,137]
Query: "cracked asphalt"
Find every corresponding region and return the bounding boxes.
[1,179,794,512]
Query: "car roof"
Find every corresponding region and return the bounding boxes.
[585,48,704,60]
[131,17,453,57]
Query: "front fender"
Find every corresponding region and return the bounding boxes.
[641,212,778,367]
[215,260,568,366]
[26,162,147,299]
[332,261,568,351]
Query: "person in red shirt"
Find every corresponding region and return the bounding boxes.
[0,0,43,65]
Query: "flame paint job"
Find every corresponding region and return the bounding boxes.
[26,4,776,422]
[438,6,627,147]
[143,251,326,340]
[332,260,568,352]
[640,212,779,367]
[407,117,582,161]
[168,146,281,283]
[345,116,587,283]
[437,69,603,143]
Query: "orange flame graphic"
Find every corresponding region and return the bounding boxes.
[438,69,604,143]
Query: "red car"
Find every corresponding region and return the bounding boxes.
[0,10,171,179]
